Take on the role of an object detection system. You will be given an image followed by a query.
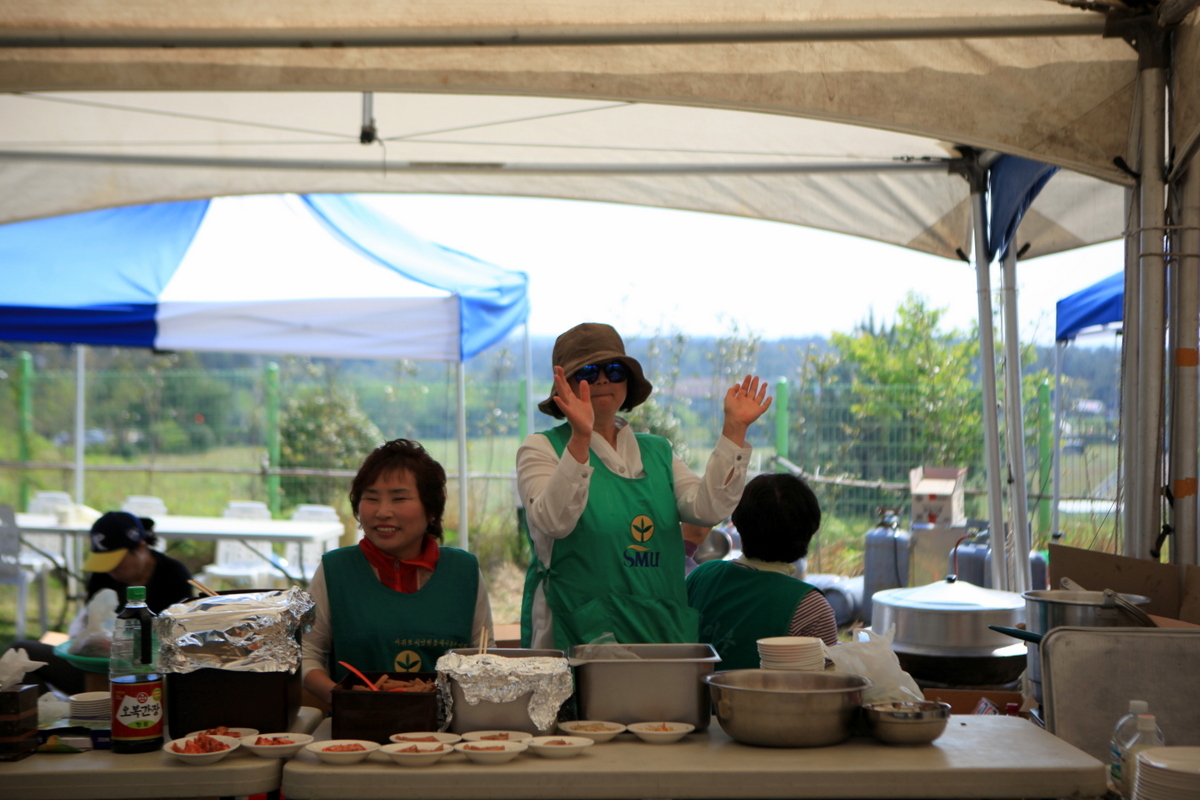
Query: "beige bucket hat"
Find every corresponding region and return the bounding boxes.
[538,323,653,418]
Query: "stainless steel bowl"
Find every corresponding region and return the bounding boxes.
[704,670,870,747]
[862,701,951,745]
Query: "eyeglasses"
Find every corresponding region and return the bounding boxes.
[573,361,629,384]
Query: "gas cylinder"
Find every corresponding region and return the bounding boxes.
[949,532,990,586]
[862,508,910,625]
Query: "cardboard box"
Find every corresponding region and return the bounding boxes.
[909,467,967,527]
[1047,544,1200,624]
[923,688,1026,715]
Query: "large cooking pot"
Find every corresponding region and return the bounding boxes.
[1021,589,1152,704]
[871,577,1027,686]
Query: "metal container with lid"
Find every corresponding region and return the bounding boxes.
[871,577,1027,686]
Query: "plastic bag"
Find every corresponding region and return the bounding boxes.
[67,589,119,658]
[826,626,924,704]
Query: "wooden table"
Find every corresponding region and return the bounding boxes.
[282,715,1106,800]
[0,706,324,800]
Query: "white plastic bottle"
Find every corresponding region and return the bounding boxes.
[1109,700,1149,793]
[1120,714,1165,800]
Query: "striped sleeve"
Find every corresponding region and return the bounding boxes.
[787,589,839,646]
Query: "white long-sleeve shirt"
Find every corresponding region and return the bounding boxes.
[516,418,752,649]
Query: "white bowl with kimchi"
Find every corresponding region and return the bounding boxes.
[306,739,380,765]
[241,732,314,758]
[163,733,242,765]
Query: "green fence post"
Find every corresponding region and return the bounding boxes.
[17,351,33,512]
[775,377,789,471]
[266,361,281,518]
[1037,381,1052,537]
[518,377,528,441]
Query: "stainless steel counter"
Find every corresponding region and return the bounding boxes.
[283,714,1105,800]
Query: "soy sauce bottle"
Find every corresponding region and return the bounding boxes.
[109,586,164,753]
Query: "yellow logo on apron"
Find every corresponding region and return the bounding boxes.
[394,650,423,672]
[630,515,655,543]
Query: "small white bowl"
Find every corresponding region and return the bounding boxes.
[306,739,381,765]
[557,720,626,744]
[626,722,695,744]
[241,732,314,759]
[388,731,462,745]
[380,741,454,767]
[163,734,242,765]
[459,730,533,743]
[185,727,259,740]
[454,740,528,764]
[527,735,595,759]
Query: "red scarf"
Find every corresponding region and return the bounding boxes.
[358,534,441,593]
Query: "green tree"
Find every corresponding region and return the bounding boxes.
[830,293,984,482]
[279,383,383,507]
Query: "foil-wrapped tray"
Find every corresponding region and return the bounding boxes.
[436,649,572,734]
[158,588,315,674]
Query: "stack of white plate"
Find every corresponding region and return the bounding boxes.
[757,636,826,671]
[1135,747,1200,800]
[69,691,111,721]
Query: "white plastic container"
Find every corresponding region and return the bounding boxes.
[1120,714,1164,800]
[1108,699,1149,793]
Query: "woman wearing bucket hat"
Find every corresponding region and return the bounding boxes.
[517,322,772,650]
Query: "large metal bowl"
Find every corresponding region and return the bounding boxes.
[704,670,870,747]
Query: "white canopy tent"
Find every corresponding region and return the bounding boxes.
[2,0,1198,577]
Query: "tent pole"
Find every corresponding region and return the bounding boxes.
[1172,161,1200,566]
[74,344,85,506]
[524,321,535,440]
[1121,186,1140,556]
[971,187,1009,591]
[456,360,469,553]
[1053,340,1066,540]
[1000,247,1031,592]
[1135,61,1168,562]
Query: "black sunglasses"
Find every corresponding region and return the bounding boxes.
[573,361,629,384]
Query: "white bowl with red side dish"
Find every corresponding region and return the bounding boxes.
[164,734,242,765]
[626,722,695,744]
[454,740,528,764]
[527,735,595,759]
[380,740,454,767]
[557,720,626,743]
[306,739,380,765]
[241,732,313,758]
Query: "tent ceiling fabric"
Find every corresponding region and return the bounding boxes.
[1,0,1183,260]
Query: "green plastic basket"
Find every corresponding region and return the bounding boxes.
[54,640,110,674]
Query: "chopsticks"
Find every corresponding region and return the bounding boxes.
[189,578,219,597]
[479,626,489,656]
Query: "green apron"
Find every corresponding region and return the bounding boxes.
[686,559,818,671]
[521,423,699,651]
[324,545,476,680]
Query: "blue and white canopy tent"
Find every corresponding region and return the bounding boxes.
[1051,271,1125,538]
[0,193,531,550]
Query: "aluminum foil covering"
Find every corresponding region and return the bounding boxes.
[157,588,315,674]
[435,652,572,732]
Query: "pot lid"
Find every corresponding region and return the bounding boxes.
[873,578,1025,611]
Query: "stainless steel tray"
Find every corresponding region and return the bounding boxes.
[1041,626,1200,762]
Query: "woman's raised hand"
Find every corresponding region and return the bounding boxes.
[552,366,595,436]
[721,375,772,447]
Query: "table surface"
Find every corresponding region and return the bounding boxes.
[0,706,324,800]
[17,512,344,543]
[282,715,1106,800]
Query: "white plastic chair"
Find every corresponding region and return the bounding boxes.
[1,504,50,639]
[22,490,72,577]
[121,495,168,519]
[196,501,276,589]
[280,505,340,582]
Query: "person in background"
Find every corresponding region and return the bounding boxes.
[302,439,494,706]
[681,523,712,576]
[518,321,772,651]
[8,511,193,695]
[686,473,838,670]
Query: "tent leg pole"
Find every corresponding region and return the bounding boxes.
[1001,247,1031,592]
[74,344,86,506]
[1053,341,1065,539]
[1172,161,1200,566]
[457,360,469,553]
[1122,187,1141,555]
[1135,62,1168,561]
[971,188,1009,591]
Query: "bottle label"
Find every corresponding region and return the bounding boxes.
[111,679,164,742]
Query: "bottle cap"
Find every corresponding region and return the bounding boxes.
[1005,702,1021,715]
[1136,714,1156,731]
[127,586,147,602]
[1130,700,1149,714]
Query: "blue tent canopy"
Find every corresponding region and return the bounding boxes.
[0,193,530,362]
[1056,271,1123,342]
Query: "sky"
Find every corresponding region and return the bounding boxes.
[370,194,1124,347]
